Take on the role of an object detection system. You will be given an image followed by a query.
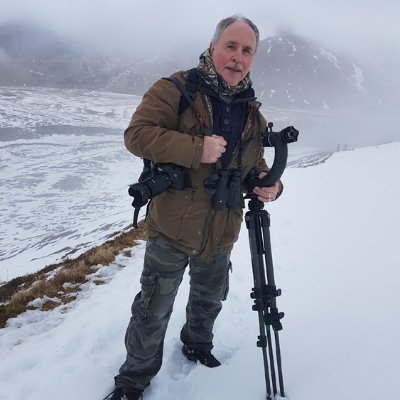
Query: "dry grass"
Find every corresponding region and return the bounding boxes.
[0,221,147,329]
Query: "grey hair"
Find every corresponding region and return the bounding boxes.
[211,14,260,52]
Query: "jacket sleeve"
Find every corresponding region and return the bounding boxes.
[124,77,204,169]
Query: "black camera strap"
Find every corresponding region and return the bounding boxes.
[163,74,211,135]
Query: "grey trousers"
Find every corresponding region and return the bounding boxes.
[115,236,231,390]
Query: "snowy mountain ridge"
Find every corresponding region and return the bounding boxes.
[251,32,397,111]
[1,23,398,112]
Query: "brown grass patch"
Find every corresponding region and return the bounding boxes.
[41,299,62,311]
[0,221,147,328]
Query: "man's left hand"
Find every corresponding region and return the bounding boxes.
[252,172,280,202]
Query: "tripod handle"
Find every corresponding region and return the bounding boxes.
[256,124,299,187]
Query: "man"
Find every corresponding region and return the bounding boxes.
[106,14,282,400]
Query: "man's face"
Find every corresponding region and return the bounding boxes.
[210,21,257,87]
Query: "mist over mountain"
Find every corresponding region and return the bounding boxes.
[0,22,399,115]
[0,24,117,90]
[252,32,399,113]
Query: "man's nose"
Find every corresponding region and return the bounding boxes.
[231,50,243,64]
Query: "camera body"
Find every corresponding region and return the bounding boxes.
[128,162,187,208]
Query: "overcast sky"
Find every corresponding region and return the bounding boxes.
[1,0,399,77]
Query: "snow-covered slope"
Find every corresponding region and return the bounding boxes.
[0,86,325,281]
[0,141,399,400]
[0,87,142,281]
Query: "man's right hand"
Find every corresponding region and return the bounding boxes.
[201,134,227,163]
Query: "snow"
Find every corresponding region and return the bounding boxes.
[0,86,140,130]
[0,87,143,281]
[350,63,368,94]
[319,48,341,69]
[0,87,328,281]
[1,87,400,400]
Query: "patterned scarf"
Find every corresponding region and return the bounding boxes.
[196,48,252,97]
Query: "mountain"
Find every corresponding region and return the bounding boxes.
[0,23,119,90]
[0,23,190,94]
[252,32,399,112]
[0,23,398,113]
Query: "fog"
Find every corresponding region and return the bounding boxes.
[1,0,400,78]
[1,0,399,149]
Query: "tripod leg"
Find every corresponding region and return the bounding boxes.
[266,327,278,395]
[255,212,279,396]
[247,211,273,398]
[246,202,286,399]
[274,331,285,397]
[261,213,285,398]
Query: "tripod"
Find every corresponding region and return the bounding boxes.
[245,197,285,399]
[244,123,298,399]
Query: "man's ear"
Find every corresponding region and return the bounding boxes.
[209,42,214,55]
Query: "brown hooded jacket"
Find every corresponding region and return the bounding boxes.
[124,71,275,261]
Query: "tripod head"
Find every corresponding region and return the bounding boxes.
[250,122,299,189]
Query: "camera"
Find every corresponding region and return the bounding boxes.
[203,168,242,210]
[128,162,187,208]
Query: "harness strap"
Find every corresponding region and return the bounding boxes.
[179,68,198,113]
[163,74,212,136]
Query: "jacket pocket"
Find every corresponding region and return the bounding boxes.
[217,207,243,249]
[149,188,194,241]
[222,261,233,301]
[131,269,157,321]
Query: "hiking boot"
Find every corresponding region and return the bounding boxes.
[104,387,143,400]
[182,344,221,368]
